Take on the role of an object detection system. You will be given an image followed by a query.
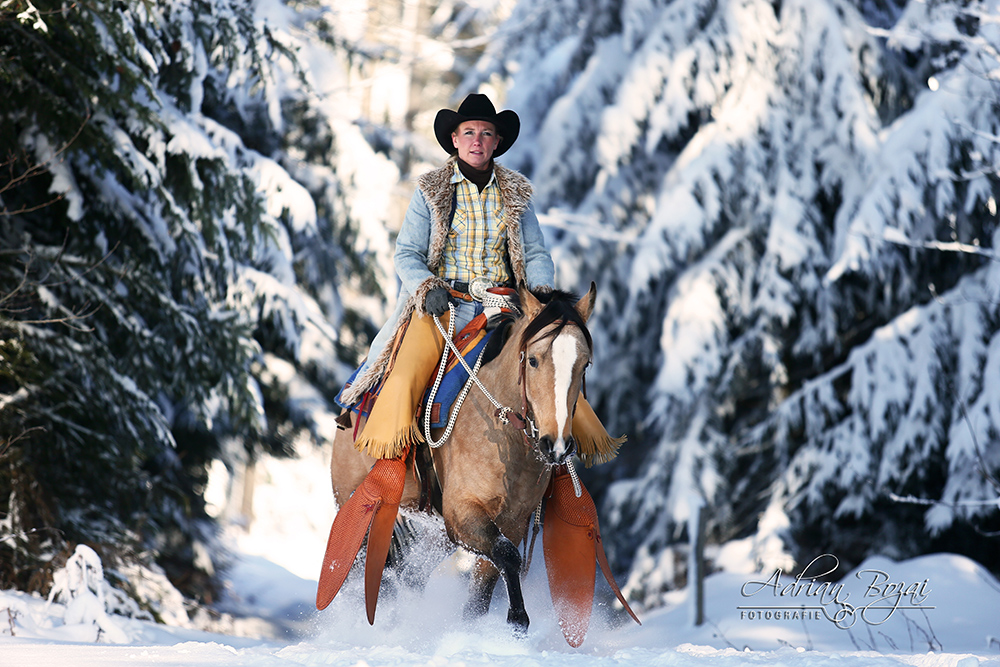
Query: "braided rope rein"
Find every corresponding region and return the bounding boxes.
[422,303,495,448]
[422,299,583,498]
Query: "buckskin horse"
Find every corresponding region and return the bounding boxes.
[317,283,639,647]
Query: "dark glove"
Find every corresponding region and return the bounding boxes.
[424,287,451,317]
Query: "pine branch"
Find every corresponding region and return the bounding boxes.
[889,386,1000,513]
[0,109,90,218]
[0,423,44,459]
[0,0,76,27]
[538,211,641,243]
[14,305,98,331]
[871,228,999,260]
[888,493,1000,508]
[956,396,1000,494]
[0,242,107,332]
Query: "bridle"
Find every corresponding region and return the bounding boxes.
[508,349,537,438]
[424,301,586,496]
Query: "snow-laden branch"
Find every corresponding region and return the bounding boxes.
[537,210,640,244]
[874,227,999,260]
[889,493,1000,508]
[1,0,49,32]
[0,388,31,414]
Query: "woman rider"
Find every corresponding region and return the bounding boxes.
[336,93,623,465]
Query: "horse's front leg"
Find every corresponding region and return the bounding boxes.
[448,508,529,632]
[466,556,500,618]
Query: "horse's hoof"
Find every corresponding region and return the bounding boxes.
[507,608,529,635]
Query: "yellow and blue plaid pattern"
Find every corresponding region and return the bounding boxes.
[439,163,510,284]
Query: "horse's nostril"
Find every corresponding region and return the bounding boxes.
[565,437,577,458]
[539,436,562,463]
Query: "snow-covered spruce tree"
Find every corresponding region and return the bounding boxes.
[220,1,398,461]
[746,0,1000,579]
[0,0,395,600]
[471,0,1000,608]
[0,0,266,597]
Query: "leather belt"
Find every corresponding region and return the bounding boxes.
[447,277,513,302]
[448,280,474,294]
[447,288,475,303]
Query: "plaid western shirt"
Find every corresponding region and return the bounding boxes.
[438,163,510,284]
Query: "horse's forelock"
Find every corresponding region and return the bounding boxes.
[519,290,593,352]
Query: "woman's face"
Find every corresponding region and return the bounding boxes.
[452,120,501,170]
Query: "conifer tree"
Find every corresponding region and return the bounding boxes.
[0,0,395,601]
[471,0,1000,606]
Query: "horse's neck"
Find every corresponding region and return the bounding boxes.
[456,329,550,519]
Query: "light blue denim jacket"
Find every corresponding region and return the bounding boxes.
[338,158,555,407]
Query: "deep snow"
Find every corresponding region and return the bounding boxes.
[3,448,1000,666]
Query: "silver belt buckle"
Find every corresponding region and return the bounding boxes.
[469,277,495,302]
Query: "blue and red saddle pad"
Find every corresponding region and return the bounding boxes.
[335,311,514,429]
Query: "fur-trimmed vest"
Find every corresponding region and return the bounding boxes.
[418,157,533,286]
[338,158,545,408]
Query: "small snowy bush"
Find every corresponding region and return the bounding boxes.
[44,545,138,643]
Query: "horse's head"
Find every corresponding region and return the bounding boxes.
[516,282,596,465]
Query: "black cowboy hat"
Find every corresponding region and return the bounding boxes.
[434,93,520,158]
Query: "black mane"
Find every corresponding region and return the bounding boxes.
[481,289,592,365]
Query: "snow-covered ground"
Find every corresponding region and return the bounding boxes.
[3,448,1000,666]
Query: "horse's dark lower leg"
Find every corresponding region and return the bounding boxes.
[491,535,529,631]
[453,518,529,633]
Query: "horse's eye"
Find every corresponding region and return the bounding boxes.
[528,356,538,368]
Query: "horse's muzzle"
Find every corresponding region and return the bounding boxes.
[538,435,576,465]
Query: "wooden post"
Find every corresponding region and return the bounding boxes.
[689,500,706,627]
[240,457,256,529]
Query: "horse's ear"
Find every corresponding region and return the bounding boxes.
[518,282,544,318]
[575,282,597,323]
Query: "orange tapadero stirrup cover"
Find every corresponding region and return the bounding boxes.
[316,456,407,624]
[543,468,640,647]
